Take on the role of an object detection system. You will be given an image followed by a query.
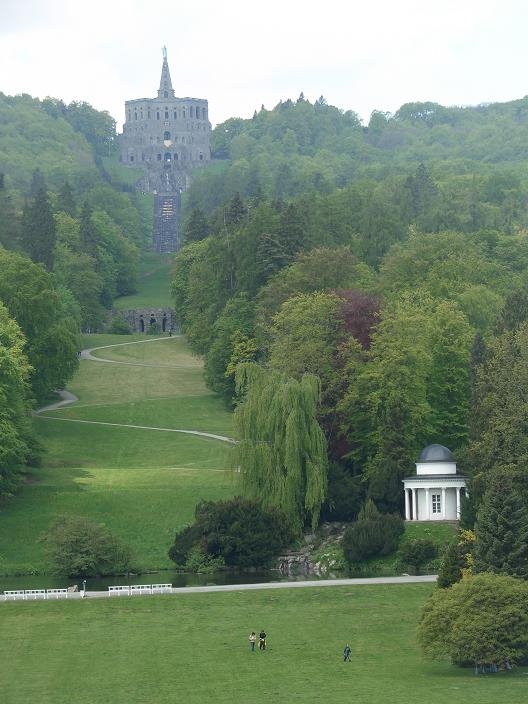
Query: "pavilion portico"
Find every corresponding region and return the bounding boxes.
[403,445,467,521]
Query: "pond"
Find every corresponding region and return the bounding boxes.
[0,568,350,593]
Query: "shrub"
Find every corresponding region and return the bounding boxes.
[418,573,528,668]
[342,499,404,565]
[42,515,133,577]
[437,529,476,588]
[399,538,437,574]
[184,547,225,573]
[147,322,161,335]
[107,316,132,335]
[168,497,295,568]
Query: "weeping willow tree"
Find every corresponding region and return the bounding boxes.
[234,362,328,534]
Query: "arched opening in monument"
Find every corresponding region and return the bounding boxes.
[164,152,171,162]
[150,315,157,327]
[139,315,144,333]
[164,131,171,140]
[162,315,167,332]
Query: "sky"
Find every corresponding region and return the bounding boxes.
[1,0,528,130]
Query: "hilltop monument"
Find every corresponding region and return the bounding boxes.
[120,48,211,252]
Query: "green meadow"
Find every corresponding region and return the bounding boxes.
[0,335,235,576]
[113,252,174,309]
[1,584,526,704]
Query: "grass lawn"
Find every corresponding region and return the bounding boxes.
[113,252,174,309]
[1,584,527,704]
[0,461,234,575]
[0,335,235,576]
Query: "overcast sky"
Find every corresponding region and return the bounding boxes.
[1,0,527,130]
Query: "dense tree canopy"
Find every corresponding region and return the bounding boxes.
[0,247,79,402]
[0,302,35,497]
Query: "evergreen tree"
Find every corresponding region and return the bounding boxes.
[183,207,209,243]
[278,203,305,259]
[0,178,20,250]
[79,201,98,257]
[57,180,76,216]
[496,285,528,332]
[224,192,247,227]
[29,168,46,197]
[474,467,528,579]
[404,163,438,217]
[256,231,291,279]
[21,186,56,270]
[469,332,487,442]
[468,324,528,489]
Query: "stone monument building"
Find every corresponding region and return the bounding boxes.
[120,48,211,252]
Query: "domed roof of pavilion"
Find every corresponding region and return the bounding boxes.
[418,444,455,463]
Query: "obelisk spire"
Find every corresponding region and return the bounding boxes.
[158,47,174,99]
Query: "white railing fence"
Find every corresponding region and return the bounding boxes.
[4,583,173,601]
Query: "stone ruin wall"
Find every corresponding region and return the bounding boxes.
[112,308,177,334]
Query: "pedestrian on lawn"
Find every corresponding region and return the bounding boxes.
[259,630,267,650]
[343,644,351,662]
[249,632,256,652]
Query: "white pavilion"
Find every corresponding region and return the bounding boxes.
[402,444,467,521]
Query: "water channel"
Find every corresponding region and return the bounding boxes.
[0,568,352,593]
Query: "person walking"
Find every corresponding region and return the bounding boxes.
[343,644,351,662]
[249,632,256,652]
[259,630,267,651]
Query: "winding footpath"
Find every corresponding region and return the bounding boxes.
[35,337,235,444]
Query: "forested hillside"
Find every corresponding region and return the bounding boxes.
[175,93,528,527]
[0,93,149,497]
[0,93,152,326]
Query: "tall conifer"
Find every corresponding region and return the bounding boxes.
[474,468,528,579]
[21,186,56,270]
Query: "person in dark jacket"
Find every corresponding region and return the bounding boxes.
[259,630,267,650]
[343,644,351,662]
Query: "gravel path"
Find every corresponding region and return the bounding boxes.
[35,415,236,443]
[81,336,186,368]
[34,389,79,414]
[3,575,438,602]
[34,337,236,443]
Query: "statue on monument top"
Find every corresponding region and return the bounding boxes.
[162,46,167,60]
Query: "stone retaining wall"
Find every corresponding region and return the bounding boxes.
[112,308,177,334]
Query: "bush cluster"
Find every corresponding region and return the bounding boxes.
[168,497,294,569]
[107,317,132,334]
[342,499,404,565]
[42,515,133,577]
[418,573,528,668]
[399,538,437,574]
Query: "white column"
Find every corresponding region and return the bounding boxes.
[412,488,418,520]
[425,488,430,520]
[441,488,446,519]
[404,489,410,520]
[456,487,461,520]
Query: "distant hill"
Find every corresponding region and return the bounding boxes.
[186,95,528,215]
